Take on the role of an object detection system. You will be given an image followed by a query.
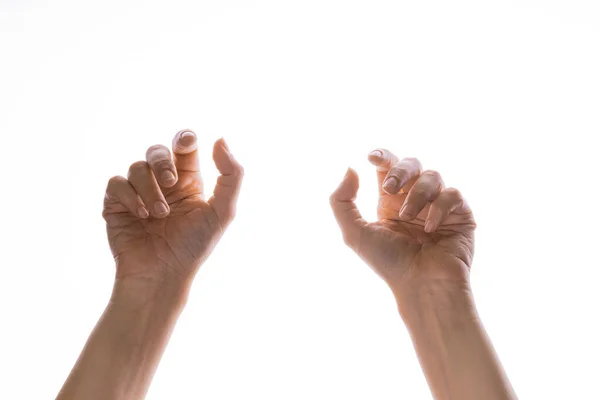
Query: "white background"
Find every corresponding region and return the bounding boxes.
[1,0,599,399]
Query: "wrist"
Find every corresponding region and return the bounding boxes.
[392,279,477,324]
[110,273,192,313]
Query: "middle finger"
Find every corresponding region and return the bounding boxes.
[127,161,170,218]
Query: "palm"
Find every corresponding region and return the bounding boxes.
[102,132,243,283]
[331,151,477,291]
[105,192,221,280]
[360,192,475,287]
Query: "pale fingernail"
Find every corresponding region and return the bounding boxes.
[179,130,196,147]
[424,219,436,233]
[154,202,168,215]
[368,150,383,163]
[181,130,195,139]
[162,170,175,183]
[138,206,149,219]
[173,130,198,154]
[399,204,415,219]
[383,176,398,192]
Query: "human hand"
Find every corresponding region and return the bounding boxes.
[330,149,476,303]
[102,130,243,291]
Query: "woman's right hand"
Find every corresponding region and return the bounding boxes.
[329,148,477,303]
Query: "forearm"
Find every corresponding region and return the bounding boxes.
[57,277,191,400]
[396,281,517,400]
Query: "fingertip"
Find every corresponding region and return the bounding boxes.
[213,138,243,178]
[180,130,196,145]
[137,206,150,219]
[220,137,231,152]
[368,149,384,165]
[173,129,198,154]
[213,137,230,156]
[160,170,177,187]
[343,167,359,186]
[152,201,170,218]
[332,167,359,201]
[398,212,412,221]
[382,176,400,194]
[424,219,437,233]
[398,203,415,221]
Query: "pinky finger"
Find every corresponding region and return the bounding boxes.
[424,187,471,232]
[103,176,149,220]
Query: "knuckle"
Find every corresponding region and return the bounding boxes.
[380,150,395,166]
[107,175,126,187]
[128,161,149,177]
[154,159,174,171]
[232,162,245,178]
[422,169,442,181]
[129,160,148,172]
[341,232,354,247]
[445,187,462,198]
[388,166,405,179]
[402,157,422,168]
[101,208,114,219]
[146,145,171,164]
[146,144,167,155]
[410,185,429,197]
[342,228,362,249]
[106,176,127,196]
[329,193,337,207]
[101,210,111,223]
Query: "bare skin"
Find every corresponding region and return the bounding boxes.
[103,130,243,284]
[330,149,518,400]
[58,134,516,399]
[57,130,243,400]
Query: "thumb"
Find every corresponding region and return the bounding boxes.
[208,138,244,227]
[329,168,367,249]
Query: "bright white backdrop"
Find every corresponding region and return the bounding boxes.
[1,1,599,399]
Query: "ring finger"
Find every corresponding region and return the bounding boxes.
[399,170,445,221]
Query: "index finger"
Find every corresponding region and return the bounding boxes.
[368,149,422,195]
[368,149,399,195]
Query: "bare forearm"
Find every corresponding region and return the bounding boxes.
[396,281,517,400]
[57,278,190,400]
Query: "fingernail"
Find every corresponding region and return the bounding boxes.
[424,219,436,233]
[179,130,196,146]
[383,176,398,192]
[154,202,169,215]
[162,170,175,183]
[138,206,149,219]
[181,130,195,139]
[368,150,383,163]
[173,130,198,154]
[399,203,415,219]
